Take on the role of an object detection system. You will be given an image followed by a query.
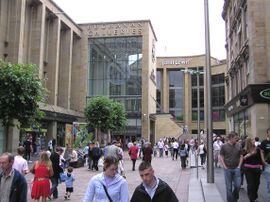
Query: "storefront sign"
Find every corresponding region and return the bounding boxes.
[260,89,270,99]
[162,59,190,66]
[87,22,143,37]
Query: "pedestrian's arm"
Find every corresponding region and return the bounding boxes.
[237,155,243,168]
[260,149,268,166]
[219,155,227,169]
[120,181,130,202]
[49,164,54,177]
[83,180,95,202]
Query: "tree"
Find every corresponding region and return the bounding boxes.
[0,60,48,147]
[84,96,127,144]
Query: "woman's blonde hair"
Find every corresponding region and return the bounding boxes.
[40,151,52,167]
[244,137,255,153]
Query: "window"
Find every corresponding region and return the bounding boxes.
[169,70,184,121]
[212,74,226,121]
[191,67,204,121]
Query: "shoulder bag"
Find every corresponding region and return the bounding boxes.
[102,184,113,202]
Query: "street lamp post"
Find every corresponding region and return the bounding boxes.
[204,0,214,183]
[181,68,203,179]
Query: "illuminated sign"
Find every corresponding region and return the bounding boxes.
[260,88,270,99]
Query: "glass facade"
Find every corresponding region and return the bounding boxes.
[234,109,250,138]
[169,70,184,121]
[87,37,142,136]
[191,67,204,121]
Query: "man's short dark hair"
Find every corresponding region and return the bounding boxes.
[17,146,25,155]
[138,161,152,171]
[227,131,238,139]
[267,127,270,133]
[56,147,63,152]
[67,166,73,173]
[255,137,259,141]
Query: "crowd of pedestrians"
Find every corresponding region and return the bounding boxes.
[1,127,270,202]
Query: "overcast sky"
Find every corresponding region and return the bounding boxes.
[53,0,226,60]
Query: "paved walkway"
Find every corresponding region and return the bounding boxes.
[25,151,190,201]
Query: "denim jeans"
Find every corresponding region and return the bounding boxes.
[159,148,163,157]
[224,168,241,202]
[265,164,270,199]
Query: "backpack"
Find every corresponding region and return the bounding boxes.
[179,148,187,157]
[92,147,102,158]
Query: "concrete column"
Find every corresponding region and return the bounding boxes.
[46,17,61,105]
[6,0,26,63]
[58,28,73,109]
[29,3,46,78]
[47,121,57,149]
[162,68,169,112]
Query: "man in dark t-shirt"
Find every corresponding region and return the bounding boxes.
[220,132,243,202]
[260,127,270,199]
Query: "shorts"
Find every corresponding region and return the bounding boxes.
[66,187,73,193]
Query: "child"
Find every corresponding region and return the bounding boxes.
[64,166,75,200]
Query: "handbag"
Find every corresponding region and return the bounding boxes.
[60,172,66,182]
[102,184,113,202]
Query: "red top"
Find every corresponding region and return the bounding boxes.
[129,146,139,160]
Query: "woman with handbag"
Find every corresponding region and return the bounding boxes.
[83,156,129,202]
[243,137,262,202]
[30,151,54,202]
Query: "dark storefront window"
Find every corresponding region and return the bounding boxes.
[169,70,184,121]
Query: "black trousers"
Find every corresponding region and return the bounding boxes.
[244,167,261,201]
[180,156,187,168]
[131,159,136,171]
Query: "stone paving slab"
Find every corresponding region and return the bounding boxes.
[26,152,190,201]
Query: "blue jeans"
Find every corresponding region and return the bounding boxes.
[265,164,270,199]
[159,148,163,157]
[224,168,241,202]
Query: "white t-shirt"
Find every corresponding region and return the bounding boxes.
[172,142,179,149]
[158,141,164,149]
[13,155,28,174]
[213,140,223,151]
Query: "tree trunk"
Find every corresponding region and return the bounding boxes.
[107,130,111,144]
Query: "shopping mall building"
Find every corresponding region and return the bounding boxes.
[0,0,229,152]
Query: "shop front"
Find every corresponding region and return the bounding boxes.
[225,84,270,139]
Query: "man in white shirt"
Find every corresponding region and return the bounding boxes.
[172,140,179,160]
[12,146,29,175]
[157,139,164,157]
[213,136,223,168]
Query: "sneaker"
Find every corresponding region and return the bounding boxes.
[240,185,244,189]
[67,196,71,200]
[64,195,68,200]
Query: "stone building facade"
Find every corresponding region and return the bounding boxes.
[0,0,229,152]
[222,0,270,139]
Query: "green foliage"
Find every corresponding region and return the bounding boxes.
[0,60,48,127]
[84,96,127,134]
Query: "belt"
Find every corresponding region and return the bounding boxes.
[34,177,49,181]
[244,164,261,168]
